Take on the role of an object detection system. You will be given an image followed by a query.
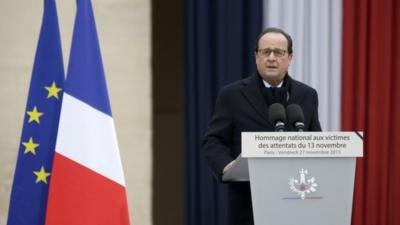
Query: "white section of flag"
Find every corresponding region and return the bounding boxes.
[55,93,126,186]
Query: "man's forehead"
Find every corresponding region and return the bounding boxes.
[258,32,288,47]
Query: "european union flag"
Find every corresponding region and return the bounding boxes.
[7,0,64,225]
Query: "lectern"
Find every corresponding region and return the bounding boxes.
[223,132,363,225]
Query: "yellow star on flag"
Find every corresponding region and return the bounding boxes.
[33,166,51,184]
[27,106,44,124]
[22,137,39,155]
[45,81,62,99]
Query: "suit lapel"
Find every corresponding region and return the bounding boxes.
[240,74,272,125]
[287,77,306,105]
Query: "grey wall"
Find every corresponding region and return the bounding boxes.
[0,1,152,225]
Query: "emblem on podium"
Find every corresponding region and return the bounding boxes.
[288,168,318,200]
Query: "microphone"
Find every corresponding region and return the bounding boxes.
[268,103,287,132]
[286,104,305,131]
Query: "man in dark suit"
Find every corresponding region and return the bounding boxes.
[202,27,322,225]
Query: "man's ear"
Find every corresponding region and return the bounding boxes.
[288,53,293,64]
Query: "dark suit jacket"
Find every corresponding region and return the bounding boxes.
[202,74,322,225]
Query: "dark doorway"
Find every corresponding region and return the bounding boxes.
[152,0,183,224]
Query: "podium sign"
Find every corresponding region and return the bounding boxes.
[242,132,363,225]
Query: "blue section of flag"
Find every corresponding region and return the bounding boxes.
[7,0,64,225]
[64,0,112,116]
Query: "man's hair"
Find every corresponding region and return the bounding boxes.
[254,27,293,54]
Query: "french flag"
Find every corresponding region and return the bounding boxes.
[45,0,130,224]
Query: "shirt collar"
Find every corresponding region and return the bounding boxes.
[262,79,284,88]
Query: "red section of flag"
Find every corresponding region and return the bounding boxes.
[45,153,130,225]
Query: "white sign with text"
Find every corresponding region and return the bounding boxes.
[242,132,363,158]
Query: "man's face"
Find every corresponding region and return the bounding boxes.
[255,32,292,85]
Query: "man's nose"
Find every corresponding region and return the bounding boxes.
[267,53,277,61]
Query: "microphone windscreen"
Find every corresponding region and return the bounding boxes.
[268,103,286,125]
[286,104,305,124]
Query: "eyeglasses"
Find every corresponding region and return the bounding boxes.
[257,48,287,58]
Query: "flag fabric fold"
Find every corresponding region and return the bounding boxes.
[44,0,130,224]
[7,0,65,224]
